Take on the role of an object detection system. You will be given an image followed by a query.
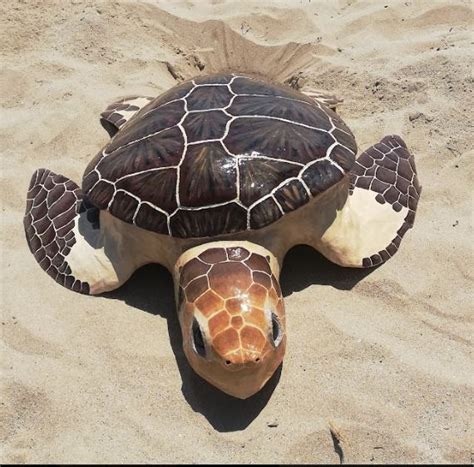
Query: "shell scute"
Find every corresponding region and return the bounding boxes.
[84,74,356,238]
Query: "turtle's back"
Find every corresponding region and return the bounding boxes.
[83,73,357,238]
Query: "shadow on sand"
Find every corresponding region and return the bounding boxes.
[104,244,375,432]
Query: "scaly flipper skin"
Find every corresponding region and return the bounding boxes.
[315,135,421,267]
[100,95,154,137]
[24,169,137,295]
[24,169,93,293]
[350,135,421,266]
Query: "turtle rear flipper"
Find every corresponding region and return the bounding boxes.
[301,88,343,111]
[24,169,134,294]
[100,95,154,137]
[314,135,421,267]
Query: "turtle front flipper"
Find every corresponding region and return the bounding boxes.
[24,169,134,294]
[100,95,154,137]
[313,135,421,268]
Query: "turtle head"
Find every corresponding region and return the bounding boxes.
[175,242,286,399]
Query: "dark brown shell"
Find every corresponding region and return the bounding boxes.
[83,73,357,238]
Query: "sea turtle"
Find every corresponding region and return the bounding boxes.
[24,73,421,399]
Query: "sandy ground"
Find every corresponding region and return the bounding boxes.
[1,0,473,463]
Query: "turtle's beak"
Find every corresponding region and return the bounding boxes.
[177,285,287,399]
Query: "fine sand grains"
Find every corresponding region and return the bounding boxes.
[1,0,473,463]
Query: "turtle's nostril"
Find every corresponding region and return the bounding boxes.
[255,357,261,362]
[225,359,232,365]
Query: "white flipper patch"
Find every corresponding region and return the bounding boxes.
[24,169,134,295]
[315,135,421,267]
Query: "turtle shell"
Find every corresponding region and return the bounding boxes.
[82,73,357,238]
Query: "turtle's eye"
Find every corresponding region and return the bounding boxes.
[192,318,206,358]
[271,313,283,347]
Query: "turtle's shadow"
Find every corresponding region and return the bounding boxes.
[280,245,374,295]
[104,244,375,432]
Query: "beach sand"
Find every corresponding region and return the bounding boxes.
[1,0,473,463]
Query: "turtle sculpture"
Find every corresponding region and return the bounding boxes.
[24,73,421,399]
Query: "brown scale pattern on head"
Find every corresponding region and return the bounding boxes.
[179,246,284,364]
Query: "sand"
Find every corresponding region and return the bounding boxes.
[1,0,473,463]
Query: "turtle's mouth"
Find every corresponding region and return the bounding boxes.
[183,320,287,399]
[189,341,286,400]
